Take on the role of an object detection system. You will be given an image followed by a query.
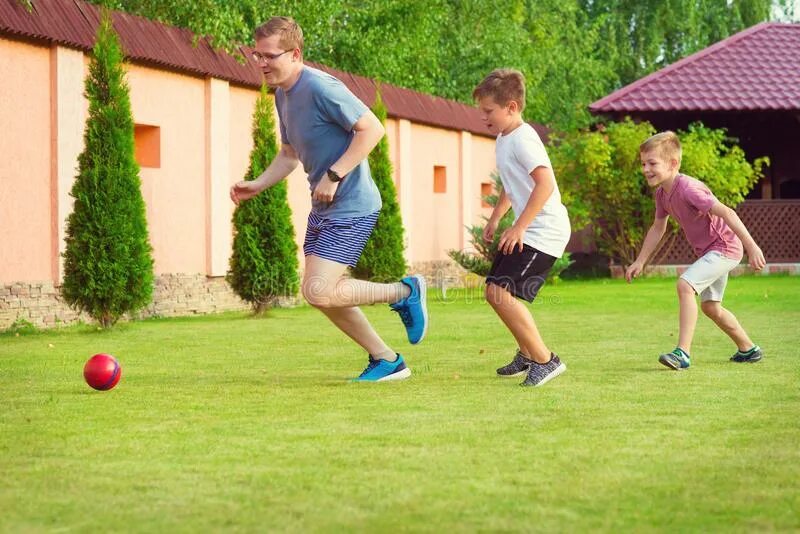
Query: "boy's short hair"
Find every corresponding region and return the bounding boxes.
[472,69,526,111]
[640,131,682,163]
[254,17,304,52]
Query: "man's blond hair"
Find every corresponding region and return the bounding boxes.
[254,16,304,52]
[473,69,526,111]
[640,131,682,163]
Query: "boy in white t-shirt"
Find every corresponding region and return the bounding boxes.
[473,69,572,387]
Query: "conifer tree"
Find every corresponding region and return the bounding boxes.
[352,89,406,281]
[227,84,299,312]
[61,10,154,328]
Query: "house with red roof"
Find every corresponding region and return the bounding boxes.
[590,22,800,266]
[0,0,548,328]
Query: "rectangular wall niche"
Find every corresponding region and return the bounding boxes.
[481,182,494,207]
[134,124,161,168]
[434,165,447,193]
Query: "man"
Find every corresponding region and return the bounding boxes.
[231,17,427,381]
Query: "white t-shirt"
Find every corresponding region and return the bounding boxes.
[495,123,571,258]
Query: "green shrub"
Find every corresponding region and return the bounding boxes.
[548,253,575,284]
[2,317,37,336]
[227,85,299,313]
[61,10,154,328]
[351,89,407,282]
[679,123,766,208]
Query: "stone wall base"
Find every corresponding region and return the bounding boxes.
[2,264,471,331]
[409,260,484,289]
[0,274,299,331]
[10,260,792,330]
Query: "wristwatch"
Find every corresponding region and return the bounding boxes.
[326,169,344,183]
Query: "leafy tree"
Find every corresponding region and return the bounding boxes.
[518,0,615,130]
[89,0,254,50]
[549,118,766,266]
[679,123,767,206]
[87,0,795,131]
[352,89,407,282]
[579,0,792,88]
[61,10,154,328]
[227,84,299,313]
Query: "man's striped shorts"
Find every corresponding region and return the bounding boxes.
[303,210,380,267]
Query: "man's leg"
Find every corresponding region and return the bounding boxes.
[303,254,427,345]
[302,255,409,309]
[302,255,396,358]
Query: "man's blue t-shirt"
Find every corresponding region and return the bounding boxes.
[275,67,382,219]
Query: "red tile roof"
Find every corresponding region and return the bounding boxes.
[590,22,800,113]
[0,0,261,83]
[0,0,511,138]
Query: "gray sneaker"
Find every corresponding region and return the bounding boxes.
[521,353,566,387]
[497,350,532,377]
[730,345,763,363]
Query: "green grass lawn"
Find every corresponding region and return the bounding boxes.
[1,276,799,532]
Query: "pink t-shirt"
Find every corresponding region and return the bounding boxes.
[655,174,743,261]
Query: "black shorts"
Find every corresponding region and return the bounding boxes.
[485,245,557,302]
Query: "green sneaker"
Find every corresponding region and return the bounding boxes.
[730,345,763,363]
[659,348,691,370]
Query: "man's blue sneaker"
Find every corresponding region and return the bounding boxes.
[659,348,691,370]
[390,275,428,344]
[352,354,411,382]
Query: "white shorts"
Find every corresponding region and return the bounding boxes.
[680,250,741,302]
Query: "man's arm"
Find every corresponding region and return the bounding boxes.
[253,144,300,190]
[329,111,385,177]
[312,111,385,203]
[230,144,300,204]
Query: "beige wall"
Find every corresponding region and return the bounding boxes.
[408,124,462,262]
[127,65,207,275]
[228,86,259,194]
[0,40,53,282]
[53,47,87,281]
[0,37,497,286]
[471,136,499,236]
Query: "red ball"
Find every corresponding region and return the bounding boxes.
[83,353,122,391]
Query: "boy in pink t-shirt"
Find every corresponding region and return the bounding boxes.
[625,132,766,370]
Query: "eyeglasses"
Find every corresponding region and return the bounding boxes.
[251,49,292,63]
